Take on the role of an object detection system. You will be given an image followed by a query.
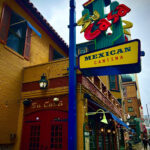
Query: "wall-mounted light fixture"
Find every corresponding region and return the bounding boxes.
[100,128,104,132]
[112,130,116,134]
[85,109,108,124]
[53,97,59,102]
[39,73,48,89]
[107,129,111,133]
[23,99,32,106]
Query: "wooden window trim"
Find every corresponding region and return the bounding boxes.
[0,4,32,60]
[0,4,11,44]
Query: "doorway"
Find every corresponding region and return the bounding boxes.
[20,110,68,150]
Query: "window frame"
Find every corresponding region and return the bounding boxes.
[0,4,32,60]
[127,99,132,103]
[49,45,65,61]
[128,107,133,112]
[6,11,27,55]
[109,75,120,91]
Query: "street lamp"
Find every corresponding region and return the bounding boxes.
[39,73,48,89]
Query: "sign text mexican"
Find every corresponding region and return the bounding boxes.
[78,39,141,76]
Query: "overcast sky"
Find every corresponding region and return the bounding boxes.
[30,0,150,115]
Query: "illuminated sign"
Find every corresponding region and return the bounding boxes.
[78,39,141,76]
[77,4,131,40]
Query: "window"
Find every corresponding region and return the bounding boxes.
[109,75,120,91]
[0,5,32,60]
[53,50,65,60]
[127,99,132,103]
[50,124,63,149]
[49,45,65,61]
[29,125,40,150]
[78,47,88,55]
[128,107,133,112]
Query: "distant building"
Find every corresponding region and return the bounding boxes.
[121,74,141,118]
[120,74,143,141]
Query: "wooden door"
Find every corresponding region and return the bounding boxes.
[20,110,68,150]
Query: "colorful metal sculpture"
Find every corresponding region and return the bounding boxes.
[77,0,131,49]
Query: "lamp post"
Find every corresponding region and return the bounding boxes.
[68,0,77,149]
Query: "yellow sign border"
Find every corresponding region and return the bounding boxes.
[79,40,140,69]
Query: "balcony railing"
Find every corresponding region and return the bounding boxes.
[86,76,122,114]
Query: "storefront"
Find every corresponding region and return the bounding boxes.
[20,62,126,150]
[20,96,68,150]
[83,98,128,150]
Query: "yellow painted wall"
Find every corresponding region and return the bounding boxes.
[99,76,109,87]
[77,89,86,150]
[126,85,137,98]
[100,75,122,99]
[111,91,122,99]
[0,0,67,146]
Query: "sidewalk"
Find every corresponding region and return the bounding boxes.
[125,141,150,150]
[132,142,143,150]
[132,142,150,150]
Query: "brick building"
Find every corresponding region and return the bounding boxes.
[121,74,141,118]
[121,74,142,142]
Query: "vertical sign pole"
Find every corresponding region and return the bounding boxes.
[69,0,77,149]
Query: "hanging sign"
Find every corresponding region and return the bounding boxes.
[78,39,141,76]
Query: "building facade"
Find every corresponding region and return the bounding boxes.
[0,0,68,149]
[0,0,129,150]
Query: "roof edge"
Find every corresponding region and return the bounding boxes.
[15,0,69,55]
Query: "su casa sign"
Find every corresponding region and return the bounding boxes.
[77,4,130,40]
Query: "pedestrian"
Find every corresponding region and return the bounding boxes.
[127,137,133,150]
[128,140,132,150]
[143,138,148,150]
